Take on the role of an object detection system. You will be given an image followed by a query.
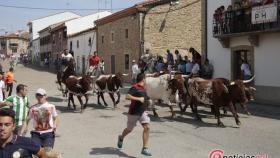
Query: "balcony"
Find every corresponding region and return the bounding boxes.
[213,1,280,47]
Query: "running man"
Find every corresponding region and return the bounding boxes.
[117,73,152,156]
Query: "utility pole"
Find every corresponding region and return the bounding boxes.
[111,0,112,12]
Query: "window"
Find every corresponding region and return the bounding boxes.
[125,29,128,38]
[52,35,55,44]
[59,32,62,39]
[111,33,114,42]
[125,54,129,70]
[63,28,67,38]
[102,36,104,44]
[70,41,73,50]
[88,37,92,46]
[12,48,17,53]
[77,40,79,48]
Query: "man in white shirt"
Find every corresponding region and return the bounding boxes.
[131,60,139,83]
[241,60,252,80]
[24,88,59,149]
[0,74,6,102]
[191,60,200,77]
[61,49,74,72]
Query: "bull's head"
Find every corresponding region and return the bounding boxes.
[168,75,187,102]
[229,80,249,104]
[80,75,93,91]
[229,76,256,103]
[112,73,128,89]
[245,86,257,101]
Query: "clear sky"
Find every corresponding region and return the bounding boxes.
[0,0,143,34]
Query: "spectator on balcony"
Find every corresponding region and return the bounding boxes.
[213,9,220,35]
[220,6,227,34]
[225,5,234,33]
[263,0,274,5]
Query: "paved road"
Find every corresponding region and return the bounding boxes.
[1,60,280,158]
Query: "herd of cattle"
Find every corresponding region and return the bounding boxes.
[57,68,256,127]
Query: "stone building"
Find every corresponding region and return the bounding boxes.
[96,0,206,76]
[144,0,206,58]
[0,31,29,56]
[95,6,144,76]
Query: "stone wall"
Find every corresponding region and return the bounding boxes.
[144,0,204,58]
[97,14,141,77]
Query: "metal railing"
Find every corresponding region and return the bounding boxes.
[213,2,280,37]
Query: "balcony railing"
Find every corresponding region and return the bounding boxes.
[213,1,280,37]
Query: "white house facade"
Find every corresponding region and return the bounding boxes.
[207,0,280,104]
[67,29,96,74]
[27,12,81,61]
[65,11,111,74]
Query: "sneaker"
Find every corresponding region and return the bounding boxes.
[117,135,123,149]
[141,147,152,156]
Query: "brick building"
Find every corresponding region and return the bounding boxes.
[96,0,206,76]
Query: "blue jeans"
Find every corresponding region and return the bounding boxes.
[31,131,55,148]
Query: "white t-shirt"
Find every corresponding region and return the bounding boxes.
[132,64,139,75]
[241,63,252,76]
[192,63,200,75]
[0,80,5,102]
[28,102,58,134]
[62,53,73,61]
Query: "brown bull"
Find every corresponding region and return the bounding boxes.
[65,75,92,112]
[95,73,127,108]
[188,78,241,126]
[216,77,256,116]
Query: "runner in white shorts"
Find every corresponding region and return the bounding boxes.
[117,73,152,156]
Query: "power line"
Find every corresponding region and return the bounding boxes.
[0,4,123,11]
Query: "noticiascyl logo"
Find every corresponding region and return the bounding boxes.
[209,149,224,158]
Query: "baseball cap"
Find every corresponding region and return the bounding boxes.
[36,88,47,96]
[132,60,136,63]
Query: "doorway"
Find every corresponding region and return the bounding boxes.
[232,48,254,80]
[111,55,115,74]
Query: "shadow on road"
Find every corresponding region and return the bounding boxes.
[90,147,136,158]
[23,64,56,74]
[47,96,64,102]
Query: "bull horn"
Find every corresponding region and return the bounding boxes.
[182,75,190,78]
[243,75,255,84]
[122,74,129,76]
[90,76,97,79]
[249,87,257,91]
[230,81,235,86]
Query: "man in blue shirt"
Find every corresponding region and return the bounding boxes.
[185,56,193,75]
[0,108,46,158]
